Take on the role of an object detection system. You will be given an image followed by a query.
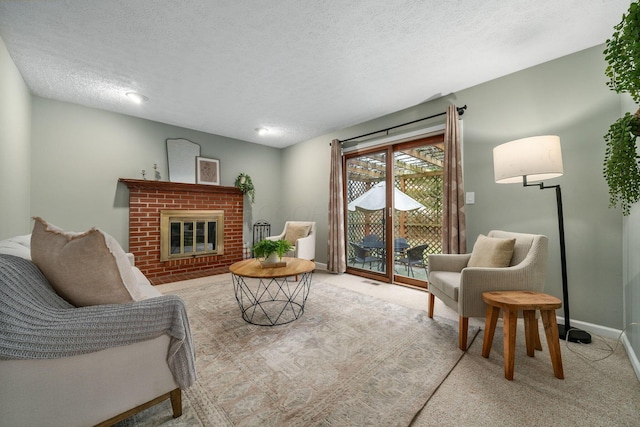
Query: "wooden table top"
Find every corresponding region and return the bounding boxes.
[482,290,562,311]
[229,257,315,278]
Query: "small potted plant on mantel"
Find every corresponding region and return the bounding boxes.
[235,173,256,204]
[252,239,293,267]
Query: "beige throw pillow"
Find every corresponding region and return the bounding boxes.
[283,224,311,246]
[30,217,145,306]
[467,234,516,268]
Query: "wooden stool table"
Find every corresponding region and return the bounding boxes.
[482,290,564,380]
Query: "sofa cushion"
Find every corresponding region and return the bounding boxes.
[30,217,147,306]
[467,234,516,268]
[0,235,32,260]
[283,224,311,246]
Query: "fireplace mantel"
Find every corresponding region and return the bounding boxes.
[119,177,244,284]
[119,178,242,195]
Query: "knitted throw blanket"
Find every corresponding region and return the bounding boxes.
[0,255,196,389]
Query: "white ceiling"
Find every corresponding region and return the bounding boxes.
[0,1,630,148]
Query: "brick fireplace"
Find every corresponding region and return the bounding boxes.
[119,178,243,284]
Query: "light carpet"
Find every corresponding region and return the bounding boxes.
[116,279,479,426]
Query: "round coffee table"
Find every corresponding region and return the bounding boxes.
[229,257,315,326]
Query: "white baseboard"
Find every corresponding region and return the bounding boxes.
[622,333,640,382]
[556,316,640,381]
[556,316,621,340]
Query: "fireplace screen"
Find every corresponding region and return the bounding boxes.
[160,210,224,261]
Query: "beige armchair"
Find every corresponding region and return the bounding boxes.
[427,230,549,350]
[267,221,316,260]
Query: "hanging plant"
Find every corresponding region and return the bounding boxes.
[603,113,640,215]
[604,1,640,103]
[235,173,255,204]
[603,1,640,215]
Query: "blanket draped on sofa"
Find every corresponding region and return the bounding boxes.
[0,255,196,389]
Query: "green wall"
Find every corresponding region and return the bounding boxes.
[29,97,283,250]
[282,45,624,331]
[0,36,31,239]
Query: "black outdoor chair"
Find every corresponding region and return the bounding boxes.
[398,244,429,277]
[349,242,382,269]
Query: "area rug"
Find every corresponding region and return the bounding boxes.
[116,280,479,427]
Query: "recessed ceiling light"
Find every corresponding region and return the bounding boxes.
[126,92,148,104]
[255,127,269,136]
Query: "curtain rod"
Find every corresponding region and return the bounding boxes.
[337,104,467,144]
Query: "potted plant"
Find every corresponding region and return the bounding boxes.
[603,1,640,215]
[235,173,255,204]
[253,239,293,263]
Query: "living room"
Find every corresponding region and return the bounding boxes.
[1,1,639,425]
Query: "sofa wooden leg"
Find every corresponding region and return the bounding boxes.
[459,316,469,350]
[170,388,182,418]
[428,292,435,318]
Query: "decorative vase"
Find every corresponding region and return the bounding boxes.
[265,253,279,264]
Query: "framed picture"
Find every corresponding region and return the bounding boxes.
[196,157,220,185]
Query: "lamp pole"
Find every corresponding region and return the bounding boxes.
[523,176,591,344]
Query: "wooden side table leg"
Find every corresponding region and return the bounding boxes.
[523,310,536,357]
[482,305,500,358]
[503,308,518,380]
[535,320,543,351]
[428,292,435,318]
[541,309,565,379]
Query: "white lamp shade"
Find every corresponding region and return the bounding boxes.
[493,135,563,184]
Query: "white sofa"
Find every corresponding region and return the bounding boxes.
[0,234,195,427]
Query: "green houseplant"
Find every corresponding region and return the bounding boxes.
[253,239,293,262]
[235,173,255,204]
[603,1,640,215]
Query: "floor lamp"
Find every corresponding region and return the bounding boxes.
[493,135,591,344]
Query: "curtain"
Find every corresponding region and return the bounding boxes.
[442,105,466,254]
[327,139,346,273]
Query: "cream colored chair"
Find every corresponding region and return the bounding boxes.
[267,221,316,260]
[427,230,548,350]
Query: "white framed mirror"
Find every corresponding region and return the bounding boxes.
[166,138,201,183]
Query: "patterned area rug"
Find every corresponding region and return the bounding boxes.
[116,280,478,427]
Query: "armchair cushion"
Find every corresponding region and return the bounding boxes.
[284,223,311,246]
[30,217,147,307]
[467,234,516,268]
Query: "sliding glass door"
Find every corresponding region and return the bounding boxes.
[344,135,444,288]
[345,149,389,280]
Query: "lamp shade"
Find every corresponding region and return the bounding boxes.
[493,135,563,184]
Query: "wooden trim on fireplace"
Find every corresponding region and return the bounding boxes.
[119,178,242,195]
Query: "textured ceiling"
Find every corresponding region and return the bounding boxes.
[0,1,630,148]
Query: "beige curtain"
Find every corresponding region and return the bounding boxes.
[442,105,466,254]
[328,139,346,273]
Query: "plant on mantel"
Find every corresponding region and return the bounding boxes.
[235,173,255,204]
[603,1,640,215]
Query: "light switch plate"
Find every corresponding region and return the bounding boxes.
[465,192,475,204]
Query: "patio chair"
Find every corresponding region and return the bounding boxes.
[398,244,428,277]
[349,242,382,269]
